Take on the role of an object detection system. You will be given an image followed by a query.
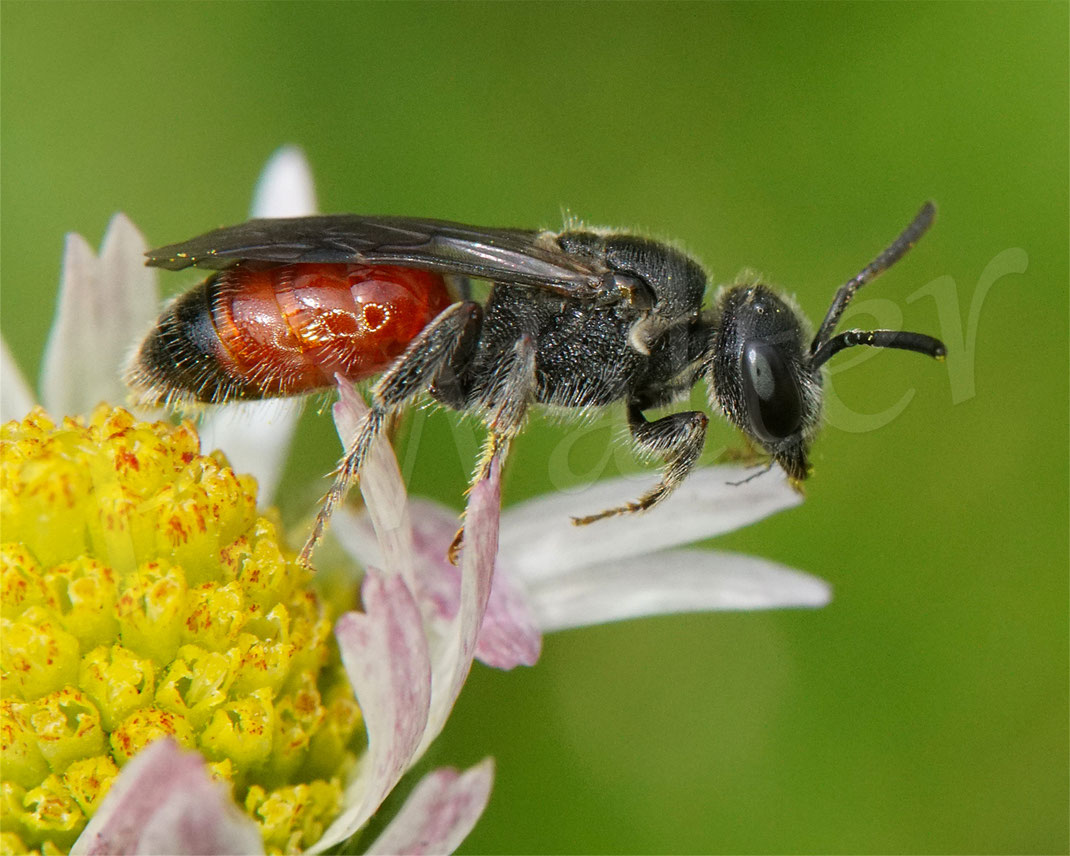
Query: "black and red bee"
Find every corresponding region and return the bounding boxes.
[127,204,946,565]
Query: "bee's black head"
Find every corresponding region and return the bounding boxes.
[704,201,947,483]
[706,283,822,482]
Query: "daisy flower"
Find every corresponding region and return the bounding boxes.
[1,148,496,855]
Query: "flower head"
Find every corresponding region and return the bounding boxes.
[1,405,358,853]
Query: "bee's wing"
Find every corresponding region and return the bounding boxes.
[146,215,609,298]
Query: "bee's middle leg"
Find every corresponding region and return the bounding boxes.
[448,333,538,563]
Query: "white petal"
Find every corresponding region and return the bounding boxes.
[416,463,501,759]
[527,548,832,633]
[365,760,495,856]
[41,214,158,417]
[198,399,302,505]
[499,465,802,585]
[313,571,432,852]
[70,738,263,856]
[99,213,163,350]
[251,145,318,218]
[41,230,96,415]
[334,379,416,590]
[331,504,384,569]
[1,336,35,421]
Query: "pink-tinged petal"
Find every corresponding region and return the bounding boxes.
[499,465,803,585]
[334,378,416,589]
[365,760,495,856]
[369,496,541,671]
[70,737,263,856]
[526,548,831,633]
[314,571,432,851]
[333,498,542,670]
[199,399,302,505]
[407,499,540,669]
[473,565,542,669]
[1,336,35,421]
[416,464,501,759]
[250,145,318,218]
[41,214,158,417]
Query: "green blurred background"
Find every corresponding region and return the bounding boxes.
[2,3,1066,853]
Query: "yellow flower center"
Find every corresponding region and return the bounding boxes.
[1,407,363,854]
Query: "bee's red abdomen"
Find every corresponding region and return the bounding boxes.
[128,263,452,404]
[212,263,452,396]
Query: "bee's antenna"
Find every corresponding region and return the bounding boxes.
[811,328,946,370]
[811,201,936,354]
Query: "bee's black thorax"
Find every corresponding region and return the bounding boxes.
[433,232,710,415]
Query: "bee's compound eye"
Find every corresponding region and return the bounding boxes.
[741,340,803,442]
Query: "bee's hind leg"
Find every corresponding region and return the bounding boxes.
[299,301,482,567]
[572,401,708,526]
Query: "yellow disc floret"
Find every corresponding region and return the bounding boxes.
[0,407,363,853]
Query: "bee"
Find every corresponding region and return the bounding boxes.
[127,203,946,566]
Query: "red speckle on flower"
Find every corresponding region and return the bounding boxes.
[241,648,264,672]
[60,477,77,508]
[115,449,140,473]
[294,692,316,716]
[167,516,189,544]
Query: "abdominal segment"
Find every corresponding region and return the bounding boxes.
[127,263,451,405]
